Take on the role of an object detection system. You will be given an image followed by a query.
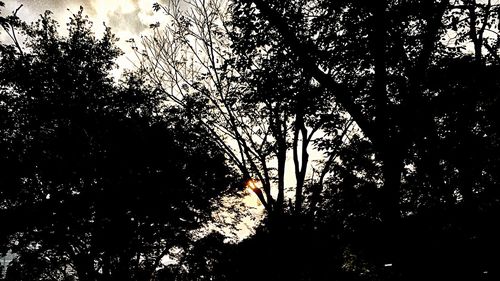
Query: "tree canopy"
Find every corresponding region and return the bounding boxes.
[2,0,500,280]
[1,6,233,281]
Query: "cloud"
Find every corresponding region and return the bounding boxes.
[2,0,169,75]
[3,0,161,34]
[1,0,91,43]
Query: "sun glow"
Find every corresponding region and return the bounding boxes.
[244,178,263,206]
[245,178,261,193]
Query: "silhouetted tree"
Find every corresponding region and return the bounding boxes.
[0,7,234,281]
[133,0,342,222]
[232,0,500,279]
[3,1,500,280]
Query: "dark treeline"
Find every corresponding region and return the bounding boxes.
[2,0,500,280]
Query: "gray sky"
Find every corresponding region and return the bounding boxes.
[4,0,159,33]
[2,0,167,72]
[1,0,266,235]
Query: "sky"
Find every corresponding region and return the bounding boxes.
[1,0,267,239]
[1,0,324,218]
[3,0,162,34]
[2,0,168,73]
[1,0,327,241]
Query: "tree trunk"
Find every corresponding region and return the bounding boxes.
[293,111,309,215]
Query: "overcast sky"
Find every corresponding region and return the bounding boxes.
[2,0,168,72]
[4,0,163,33]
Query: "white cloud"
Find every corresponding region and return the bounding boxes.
[1,1,171,76]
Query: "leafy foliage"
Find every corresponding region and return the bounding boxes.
[0,7,233,280]
[3,0,500,280]
[226,0,500,279]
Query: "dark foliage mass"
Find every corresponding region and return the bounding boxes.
[2,0,500,280]
[0,4,233,281]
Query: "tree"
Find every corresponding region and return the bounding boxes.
[232,0,500,279]
[0,7,234,281]
[134,0,347,225]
